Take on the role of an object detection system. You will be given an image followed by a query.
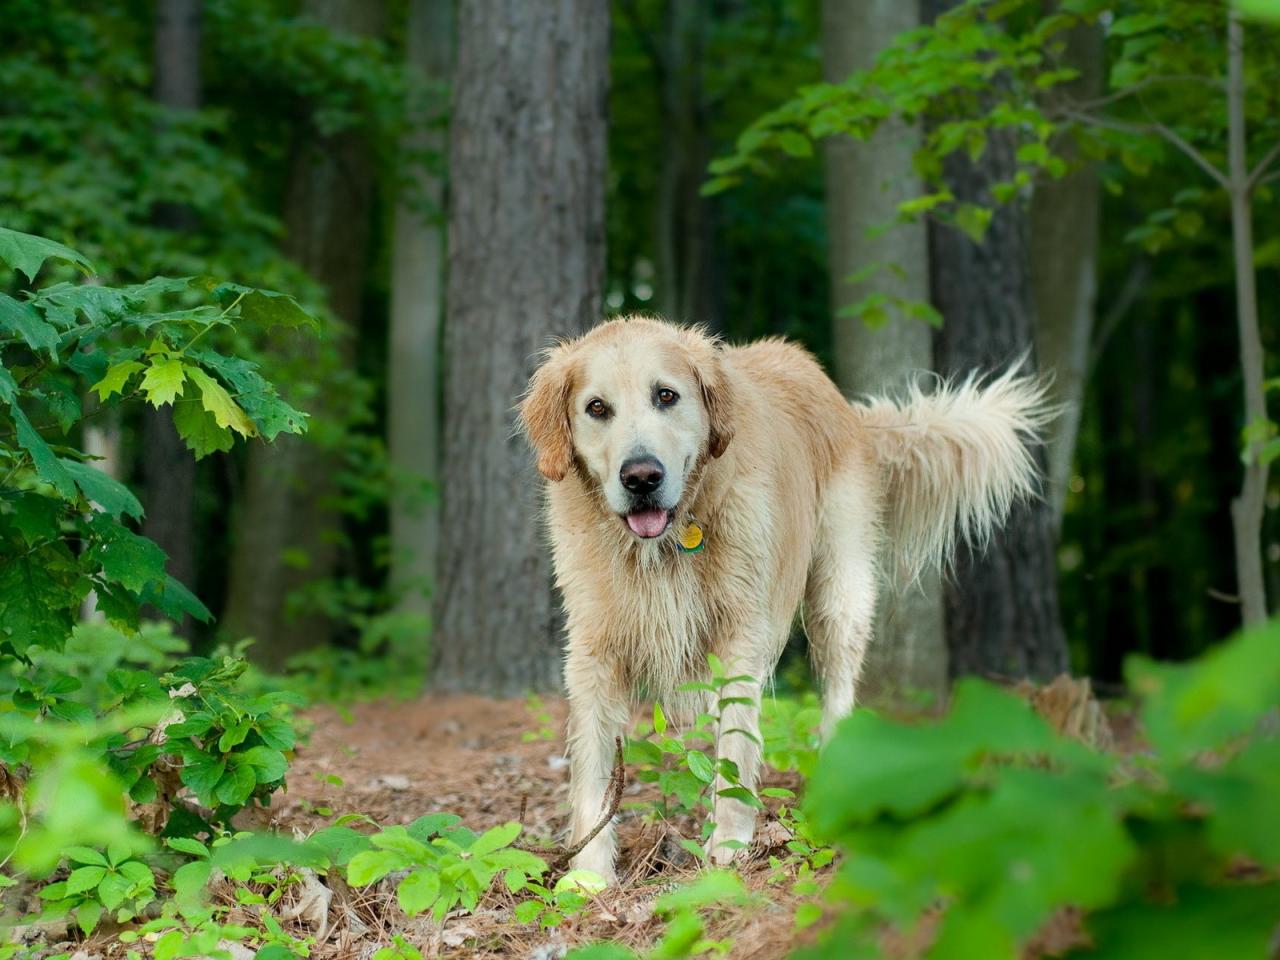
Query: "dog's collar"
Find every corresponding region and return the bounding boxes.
[677,516,705,553]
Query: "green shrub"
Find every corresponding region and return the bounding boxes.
[0,227,311,893]
[799,624,1280,960]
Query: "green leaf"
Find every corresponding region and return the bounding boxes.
[806,679,1058,837]
[97,871,131,910]
[565,945,639,960]
[776,130,813,158]
[685,750,716,784]
[179,754,226,802]
[139,357,187,408]
[1088,884,1280,959]
[8,400,77,499]
[169,393,230,462]
[215,762,257,806]
[65,845,109,867]
[171,859,212,911]
[397,869,441,916]
[238,745,288,782]
[65,865,108,894]
[5,490,62,544]
[235,288,319,331]
[117,860,154,888]
[655,870,751,912]
[514,899,545,924]
[217,722,251,753]
[954,204,993,244]
[0,551,79,654]
[76,900,103,936]
[716,786,764,809]
[140,574,212,624]
[85,515,168,593]
[347,849,397,886]
[1109,12,1166,36]
[0,227,94,281]
[469,822,522,858]
[91,360,145,401]
[1128,623,1280,762]
[165,837,209,859]
[187,349,307,440]
[61,459,144,519]
[305,826,368,866]
[186,366,258,437]
[0,293,59,357]
[653,702,667,736]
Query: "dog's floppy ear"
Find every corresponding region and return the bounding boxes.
[688,334,735,460]
[520,346,576,482]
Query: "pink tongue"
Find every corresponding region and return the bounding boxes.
[626,509,669,538]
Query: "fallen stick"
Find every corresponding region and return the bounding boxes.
[515,737,624,870]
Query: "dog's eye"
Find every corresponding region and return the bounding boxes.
[586,398,608,419]
[655,388,679,407]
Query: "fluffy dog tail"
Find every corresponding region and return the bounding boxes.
[853,366,1054,585]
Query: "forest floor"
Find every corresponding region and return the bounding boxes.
[54,679,1122,959]
[266,694,818,959]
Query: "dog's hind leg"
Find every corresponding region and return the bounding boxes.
[805,465,881,741]
[564,647,631,884]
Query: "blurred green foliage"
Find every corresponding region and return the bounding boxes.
[799,624,1280,960]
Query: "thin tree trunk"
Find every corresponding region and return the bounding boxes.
[821,0,947,698]
[432,0,608,694]
[1226,10,1268,625]
[223,0,383,670]
[1031,16,1103,531]
[144,0,201,631]
[925,0,1068,678]
[388,0,452,630]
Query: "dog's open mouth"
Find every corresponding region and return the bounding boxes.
[622,507,673,539]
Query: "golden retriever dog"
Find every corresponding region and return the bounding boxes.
[519,315,1048,883]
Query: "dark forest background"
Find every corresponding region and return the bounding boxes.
[3,0,1275,696]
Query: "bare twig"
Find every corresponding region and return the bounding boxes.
[1058,108,1229,189]
[555,737,625,867]
[1153,120,1229,189]
[1247,138,1280,191]
[517,737,625,870]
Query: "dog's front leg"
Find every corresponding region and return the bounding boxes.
[564,647,630,884]
[707,658,764,865]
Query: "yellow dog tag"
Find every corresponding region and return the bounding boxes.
[678,520,704,553]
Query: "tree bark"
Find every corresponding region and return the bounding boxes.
[432,0,608,694]
[388,0,452,630]
[821,0,947,698]
[925,0,1068,679]
[1226,10,1268,625]
[223,0,383,670]
[1030,16,1103,531]
[144,0,202,631]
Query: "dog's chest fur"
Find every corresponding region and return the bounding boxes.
[551,515,728,697]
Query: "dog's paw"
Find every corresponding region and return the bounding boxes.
[706,820,756,866]
[570,845,618,887]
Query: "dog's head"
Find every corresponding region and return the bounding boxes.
[520,317,734,540]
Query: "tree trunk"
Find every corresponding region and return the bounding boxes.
[223,0,382,670]
[144,0,201,631]
[644,0,716,327]
[1030,15,1103,531]
[432,0,608,694]
[1226,10,1268,625]
[925,0,1068,679]
[388,0,452,631]
[821,0,947,699]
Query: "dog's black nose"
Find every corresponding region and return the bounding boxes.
[620,456,665,495]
